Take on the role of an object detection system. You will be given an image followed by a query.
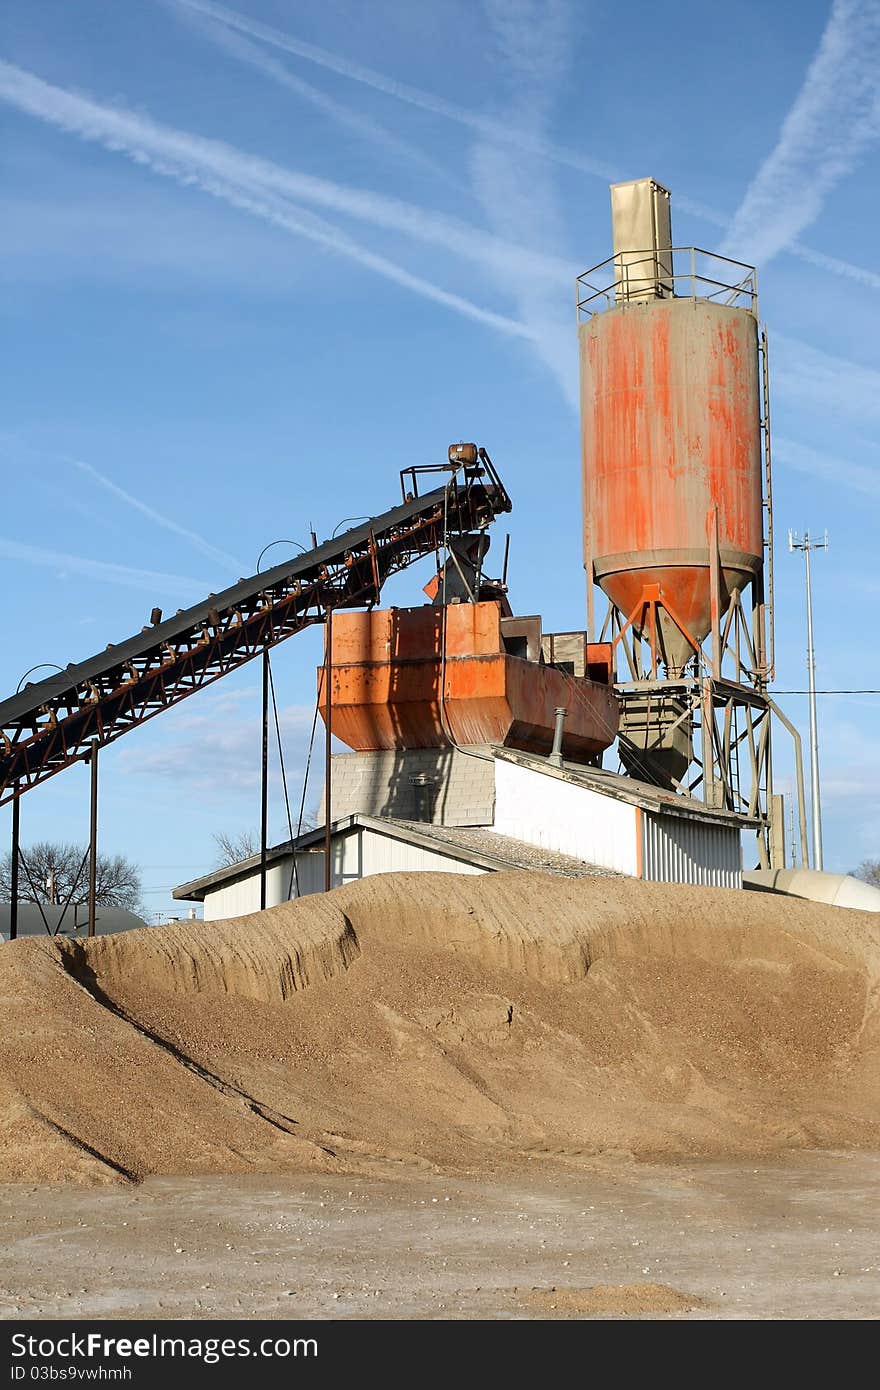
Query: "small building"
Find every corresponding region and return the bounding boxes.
[492,749,744,885]
[174,746,744,921]
[1,903,148,942]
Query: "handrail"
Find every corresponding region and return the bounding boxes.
[576,246,758,318]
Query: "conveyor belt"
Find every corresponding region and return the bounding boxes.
[1,458,511,805]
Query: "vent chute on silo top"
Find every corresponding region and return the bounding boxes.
[610,177,673,301]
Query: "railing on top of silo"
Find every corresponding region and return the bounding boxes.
[576,247,758,319]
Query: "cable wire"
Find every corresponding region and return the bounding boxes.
[770,689,880,695]
[286,694,321,902]
[266,652,297,895]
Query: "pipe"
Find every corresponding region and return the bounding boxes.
[87,747,98,938]
[409,773,434,821]
[701,679,717,809]
[767,697,810,871]
[709,505,721,680]
[804,544,823,870]
[9,785,19,941]
[548,707,567,767]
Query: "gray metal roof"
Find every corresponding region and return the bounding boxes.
[1,903,149,942]
[173,811,619,901]
[361,818,620,877]
[493,748,755,827]
[173,747,748,903]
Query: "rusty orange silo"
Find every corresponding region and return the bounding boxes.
[579,179,764,674]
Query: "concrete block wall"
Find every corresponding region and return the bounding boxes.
[319,746,495,826]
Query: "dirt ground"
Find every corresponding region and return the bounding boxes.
[1,1151,877,1321]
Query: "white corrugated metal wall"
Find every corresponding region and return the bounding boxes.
[641,811,741,887]
[493,758,640,875]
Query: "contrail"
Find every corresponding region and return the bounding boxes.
[0,61,538,340]
[176,0,880,287]
[788,240,880,291]
[163,0,453,184]
[0,537,212,595]
[167,0,617,179]
[721,0,880,266]
[199,173,538,338]
[68,455,244,573]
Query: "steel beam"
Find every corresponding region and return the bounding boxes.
[324,609,333,894]
[260,650,269,912]
[9,786,19,941]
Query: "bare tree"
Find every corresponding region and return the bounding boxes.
[0,841,142,912]
[854,860,880,888]
[212,829,259,868]
[212,818,322,869]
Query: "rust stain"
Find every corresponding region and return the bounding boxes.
[317,602,619,759]
[579,299,763,658]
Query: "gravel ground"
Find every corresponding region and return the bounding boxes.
[1,1151,877,1321]
[385,821,623,876]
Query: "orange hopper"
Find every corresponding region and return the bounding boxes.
[318,601,618,762]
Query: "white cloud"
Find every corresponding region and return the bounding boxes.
[467,0,578,406]
[721,0,880,266]
[775,436,880,502]
[0,187,322,289]
[817,714,880,855]
[0,537,211,595]
[773,332,880,425]
[118,687,316,799]
[9,51,880,421]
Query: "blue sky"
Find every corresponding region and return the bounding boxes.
[2,0,879,919]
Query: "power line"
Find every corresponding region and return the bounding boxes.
[770,689,880,695]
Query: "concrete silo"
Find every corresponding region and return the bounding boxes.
[577,180,808,869]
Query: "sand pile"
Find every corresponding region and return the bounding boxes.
[527,1284,708,1316]
[0,872,878,1183]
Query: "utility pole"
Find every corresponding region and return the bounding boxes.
[10,786,19,941]
[324,608,333,894]
[788,529,828,871]
[88,745,99,936]
[260,649,269,912]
